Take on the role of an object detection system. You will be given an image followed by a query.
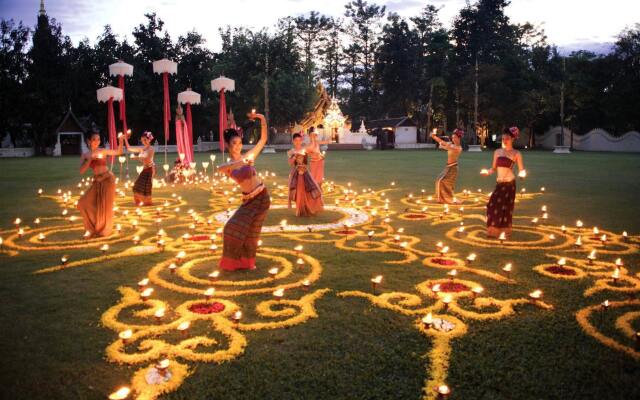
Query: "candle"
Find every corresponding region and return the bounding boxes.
[232,310,242,324]
[437,384,451,398]
[154,307,165,320]
[440,246,449,256]
[447,269,457,280]
[600,234,607,245]
[38,188,43,195]
[34,217,41,225]
[558,257,567,268]
[593,227,599,235]
[587,250,596,264]
[273,288,285,300]
[268,267,279,278]
[472,286,484,297]
[296,258,305,268]
[209,244,218,253]
[140,288,153,301]
[17,228,24,238]
[100,244,109,253]
[132,235,140,245]
[118,329,132,344]
[431,283,441,293]
[138,278,149,290]
[177,321,190,334]
[302,279,311,290]
[422,312,433,329]
[480,168,489,175]
[204,287,216,300]
[38,233,46,242]
[622,231,628,242]
[466,253,476,264]
[457,226,465,234]
[499,232,506,243]
[601,300,610,310]
[157,239,165,250]
[367,231,374,240]
[442,294,452,309]
[502,263,513,276]
[561,225,567,233]
[209,270,220,280]
[294,245,303,254]
[176,251,187,264]
[518,169,527,178]
[576,220,583,228]
[575,236,583,247]
[14,217,21,226]
[108,387,131,400]
[529,290,542,300]
[611,268,620,283]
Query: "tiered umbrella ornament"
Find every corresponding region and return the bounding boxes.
[152,59,178,163]
[96,85,123,166]
[211,76,235,157]
[177,89,201,165]
[108,61,133,134]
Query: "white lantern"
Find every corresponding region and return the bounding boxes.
[108,61,133,77]
[152,59,178,75]
[97,86,123,103]
[177,89,201,105]
[211,76,235,92]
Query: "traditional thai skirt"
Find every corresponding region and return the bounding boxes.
[133,166,154,197]
[77,171,116,237]
[220,185,271,271]
[288,168,323,217]
[435,162,458,204]
[309,156,325,185]
[486,180,516,237]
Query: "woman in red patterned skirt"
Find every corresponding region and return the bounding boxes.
[288,133,323,216]
[482,127,527,239]
[125,131,155,206]
[217,111,271,271]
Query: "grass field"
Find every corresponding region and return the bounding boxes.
[0,149,639,400]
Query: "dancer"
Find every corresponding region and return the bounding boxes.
[482,127,527,238]
[217,111,271,271]
[125,131,155,205]
[77,131,124,237]
[431,128,463,204]
[288,133,323,216]
[305,127,330,187]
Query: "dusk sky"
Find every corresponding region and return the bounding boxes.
[1,0,638,52]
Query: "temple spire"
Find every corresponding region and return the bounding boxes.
[39,0,46,16]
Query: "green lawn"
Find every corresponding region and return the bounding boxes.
[0,150,639,400]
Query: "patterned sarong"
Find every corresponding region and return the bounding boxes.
[133,166,154,197]
[220,187,271,271]
[77,171,116,237]
[288,168,323,217]
[435,162,458,204]
[486,180,516,237]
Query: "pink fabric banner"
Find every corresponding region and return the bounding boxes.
[186,102,194,161]
[162,72,170,142]
[175,118,192,165]
[219,89,227,152]
[118,75,127,134]
[107,97,117,165]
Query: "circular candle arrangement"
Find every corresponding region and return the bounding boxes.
[4,174,639,400]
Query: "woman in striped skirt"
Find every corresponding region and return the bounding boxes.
[126,131,155,206]
[431,128,463,204]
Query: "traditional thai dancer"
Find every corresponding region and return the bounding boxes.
[305,127,330,187]
[431,128,463,204]
[482,127,526,238]
[217,111,271,271]
[288,133,324,216]
[125,131,155,205]
[77,131,123,237]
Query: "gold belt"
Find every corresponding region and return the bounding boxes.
[242,184,265,202]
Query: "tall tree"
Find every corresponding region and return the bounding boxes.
[318,18,343,97]
[343,0,386,119]
[0,19,30,146]
[293,11,332,87]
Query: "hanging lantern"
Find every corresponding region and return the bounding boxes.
[211,76,235,154]
[177,89,201,164]
[96,86,123,164]
[152,59,178,146]
[108,61,133,134]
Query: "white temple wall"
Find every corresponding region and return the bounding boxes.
[536,127,640,152]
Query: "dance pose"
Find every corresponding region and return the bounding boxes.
[125,131,155,205]
[77,131,123,237]
[288,133,323,217]
[482,127,526,238]
[305,127,330,187]
[431,128,463,204]
[217,111,271,271]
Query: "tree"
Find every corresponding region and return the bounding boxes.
[293,11,332,88]
[0,19,30,146]
[26,11,71,153]
[343,0,386,119]
[318,18,343,97]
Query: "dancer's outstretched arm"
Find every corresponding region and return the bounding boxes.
[245,112,268,161]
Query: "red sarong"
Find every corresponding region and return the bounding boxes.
[486,180,516,238]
